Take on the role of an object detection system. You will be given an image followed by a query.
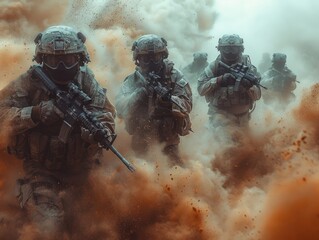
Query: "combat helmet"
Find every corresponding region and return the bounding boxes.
[132,34,168,61]
[272,53,287,70]
[132,34,168,73]
[33,25,90,84]
[193,52,208,61]
[217,34,244,63]
[33,25,90,66]
[272,53,286,63]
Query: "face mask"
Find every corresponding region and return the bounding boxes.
[45,62,79,85]
[273,61,285,70]
[138,52,165,74]
[220,46,242,63]
[194,58,207,67]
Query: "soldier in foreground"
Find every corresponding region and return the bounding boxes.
[115,34,192,166]
[0,25,116,238]
[261,53,297,106]
[197,34,261,129]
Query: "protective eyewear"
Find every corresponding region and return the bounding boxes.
[220,46,241,54]
[44,54,80,69]
[138,53,163,65]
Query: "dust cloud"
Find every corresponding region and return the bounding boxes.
[0,0,319,239]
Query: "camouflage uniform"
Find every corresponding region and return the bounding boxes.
[261,53,297,105]
[258,52,271,75]
[198,34,261,128]
[182,52,209,84]
[116,34,192,166]
[0,26,115,236]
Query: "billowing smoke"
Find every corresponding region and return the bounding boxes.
[0,0,319,239]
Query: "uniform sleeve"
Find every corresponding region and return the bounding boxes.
[247,65,262,101]
[172,72,193,114]
[0,71,38,135]
[261,70,275,90]
[197,61,220,96]
[82,70,116,134]
[288,80,297,91]
[115,73,145,119]
[248,85,261,101]
[287,70,297,91]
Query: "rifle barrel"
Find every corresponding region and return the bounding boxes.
[109,145,136,172]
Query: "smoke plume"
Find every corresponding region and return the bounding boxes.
[0,0,318,239]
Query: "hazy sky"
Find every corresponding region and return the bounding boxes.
[208,0,319,79]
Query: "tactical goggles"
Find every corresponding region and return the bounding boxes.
[220,46,241,54]
[138,53,163,65]
[43,54,80,69]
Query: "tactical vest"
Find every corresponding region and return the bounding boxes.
[208,55,253,109]
[8,66,103,172]
[125,60,191,137]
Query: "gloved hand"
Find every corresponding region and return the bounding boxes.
[81,127,113,144]
[218,73,236,87]
[160,90,172,102]
[241,79,253,89]
[31,100,61,125]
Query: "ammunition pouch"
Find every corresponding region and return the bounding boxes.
[7,134,29,159]
[213,86,252,107]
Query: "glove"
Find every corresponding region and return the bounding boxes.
[241,79,253,89]
[160,90,172,102]
[31,100,61,125]
[218,73,236,87]
[81,127,113,144]
[157,90,171,103]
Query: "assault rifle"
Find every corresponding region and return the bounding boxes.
[219,61,267,91]
[32,66,135,172]
[135,70,187,113]
[271,67,300,84]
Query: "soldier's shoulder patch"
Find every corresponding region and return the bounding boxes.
[176,78,188,87]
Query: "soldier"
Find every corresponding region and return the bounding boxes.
[182,52,209,84]
[197,34,261,128]
[261,53,297,106]
[115,34,192,166]
[258,52,271,74]
[0,25,116,237]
